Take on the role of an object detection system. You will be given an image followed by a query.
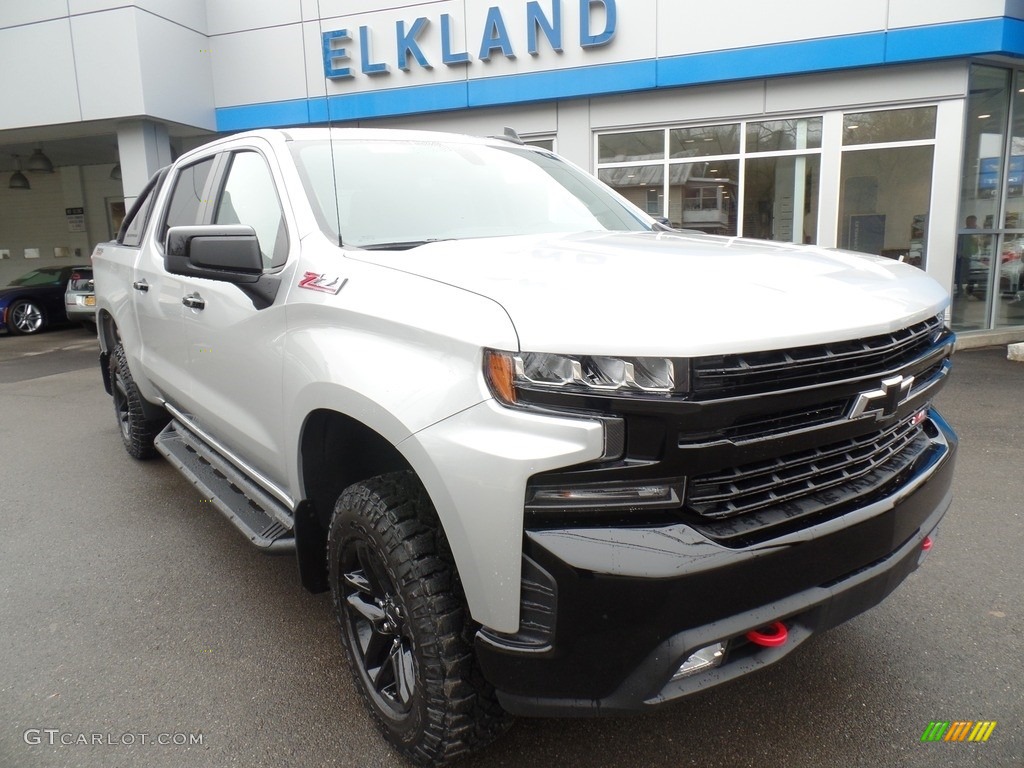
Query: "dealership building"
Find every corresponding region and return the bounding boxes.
[1,1,1023,338]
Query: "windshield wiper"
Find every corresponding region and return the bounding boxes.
[357,239,453,251]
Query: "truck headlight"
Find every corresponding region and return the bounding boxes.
[485,350,684,405]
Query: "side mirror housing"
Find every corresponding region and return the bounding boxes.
[165,225,263,283]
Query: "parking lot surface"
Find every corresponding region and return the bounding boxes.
[1,328,1021,767]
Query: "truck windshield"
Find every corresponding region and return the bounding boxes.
[289,138,651,249]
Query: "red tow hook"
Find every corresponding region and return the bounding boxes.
[746,621,788,648]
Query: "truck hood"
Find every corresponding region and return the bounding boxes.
[348,231,949,356]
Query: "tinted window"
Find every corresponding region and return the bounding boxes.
[213,151,288,268]
[120,179,160,247]
[10,268,65,287]
[69,268,94,291]
[163,157,215,238]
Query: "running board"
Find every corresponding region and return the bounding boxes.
[155,419,295,553]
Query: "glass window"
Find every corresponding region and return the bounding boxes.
[163,157,215,238]
[10,268,66,287]
[669,160,739,235]
[997,71,1024,327]
[597,165,665,217]
[838,145,934,263]
[670,124,740,159]
[843,107,937,145]
[524,137,554,151]
[597,130,664,163]
[214,152,288,268]
[291,140,651,247]
[120,169,166,248]
[744,155,820,243]
[746,118,822,152]
[597,116,820,239]
[952,65,1013,330]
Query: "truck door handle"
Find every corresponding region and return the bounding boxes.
[132,280,149,292]
[182,293,205,310]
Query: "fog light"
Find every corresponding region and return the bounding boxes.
[526,479,685,511]
[671,642,724,681]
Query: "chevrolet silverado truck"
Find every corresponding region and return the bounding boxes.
[92,128,957,765]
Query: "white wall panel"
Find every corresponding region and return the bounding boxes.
[72,9,145,121]
[212,24,307,107]
[207,0,300,35]
[589,81,765,130]
[137,10,216,128]
[656,1,888,56]
[0,19,83,129]
[0,0,67,29]
[765,62,969,114]
[302,21,331,101]
[137,0,208,34]
[888,0,1013,28]
[313,0,448,21]
[367,102,557,136]
[68,0,208,33]
[555,98,591,171]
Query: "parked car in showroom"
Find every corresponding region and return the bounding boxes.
[64,266,97,327]
[0,264,91,335]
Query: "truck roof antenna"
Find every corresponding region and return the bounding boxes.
[501,127,525,145]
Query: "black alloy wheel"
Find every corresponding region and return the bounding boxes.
[328,472,509,766]
[340,538,417,717]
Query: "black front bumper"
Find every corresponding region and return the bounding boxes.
[476,413,956,716]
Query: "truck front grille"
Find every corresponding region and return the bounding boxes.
[686,412,927,521]
[690,314,946,400]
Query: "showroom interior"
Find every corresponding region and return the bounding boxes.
[1,1,1023,339]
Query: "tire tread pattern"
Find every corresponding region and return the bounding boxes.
[328,472,509,766]
[110,343,166,460]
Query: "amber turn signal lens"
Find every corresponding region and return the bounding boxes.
[485,351,516,405]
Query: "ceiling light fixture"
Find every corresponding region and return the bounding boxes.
[26,147,54,173]
[9,156,30,190]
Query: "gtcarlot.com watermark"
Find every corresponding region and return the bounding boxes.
[24,728,204,747]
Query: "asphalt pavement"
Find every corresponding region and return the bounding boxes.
[0,327,1021,767]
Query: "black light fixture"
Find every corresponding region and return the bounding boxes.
[9,156,30,190]
[110,163,122,181]
[25,147,54,173]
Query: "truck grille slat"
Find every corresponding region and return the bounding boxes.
[686,413,925,520]
[691,315,946,399]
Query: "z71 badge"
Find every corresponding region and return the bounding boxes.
[298,272,347,295]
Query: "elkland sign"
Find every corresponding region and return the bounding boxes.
[322,0,618,81]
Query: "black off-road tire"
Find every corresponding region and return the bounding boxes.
[328,472,510,766]
[109,343,167,459]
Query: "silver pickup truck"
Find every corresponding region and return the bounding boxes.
[92,127,957,766]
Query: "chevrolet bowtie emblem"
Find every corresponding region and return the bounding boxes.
[849,375,915,420]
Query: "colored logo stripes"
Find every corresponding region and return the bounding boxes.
[921,721,997,742]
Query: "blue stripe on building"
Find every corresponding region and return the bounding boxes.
[216,18,1024,131]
